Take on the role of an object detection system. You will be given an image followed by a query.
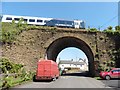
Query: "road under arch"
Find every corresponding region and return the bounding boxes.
[46,37,95,76]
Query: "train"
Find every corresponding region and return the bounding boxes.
[1,15,85,29]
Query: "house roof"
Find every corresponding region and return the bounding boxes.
[59,60,86,65]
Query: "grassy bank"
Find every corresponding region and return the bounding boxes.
[0,57,35,89]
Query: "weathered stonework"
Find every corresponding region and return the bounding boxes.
[2,29,120,76]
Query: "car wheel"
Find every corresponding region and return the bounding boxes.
[53,76,56,81]
[33,75,37,82]
[105,75,111,80]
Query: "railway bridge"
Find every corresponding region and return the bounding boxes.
[2,28,120,76]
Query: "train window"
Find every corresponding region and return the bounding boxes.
[14,18,20,21]
[44,20,48,23]
[75,22,78,25]
[66,21,73,25]
[29,19,35,22]
[52,20,57,23]
[23,19,27,22]
[59,21,65,24]
[6,17,12,20]
[37,19,43,22]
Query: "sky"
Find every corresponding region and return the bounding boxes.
[2,2,118,30]
[1,1,119,63]
[56,47,88,64]
[1,0,120,2]
[118,1,120,25]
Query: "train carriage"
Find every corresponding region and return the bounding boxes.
[45,19,74,28]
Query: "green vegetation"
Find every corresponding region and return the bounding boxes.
[94,76,101,80]
[115,26,120,32]
[97,48,120,72]
[87,25,120,35]
[1,20,120,44]
[0,57,23,73]
[1,20,56,44]
[103,26,120,35]
[97,49,117,72]
[0,57,35,89]
[88,28,98,32]
[98,60,115,72]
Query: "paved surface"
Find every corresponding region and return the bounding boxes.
[100,79,120,89]
[12,72,110,88]
[13,76,107,88]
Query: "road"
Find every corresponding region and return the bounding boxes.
[13,76,106,88]
[12,72,112,88]
[100,79,120,89]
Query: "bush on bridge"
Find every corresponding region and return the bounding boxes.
[1,21,57,44]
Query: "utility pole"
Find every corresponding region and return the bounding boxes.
[98,26,100,30]
[118,1,120,26]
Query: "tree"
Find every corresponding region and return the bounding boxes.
[103,26,114,34]
[115,26,120,32]
[89,28,98,32]
[107,26,113,30]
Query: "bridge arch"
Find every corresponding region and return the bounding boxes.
[45,36,95,76]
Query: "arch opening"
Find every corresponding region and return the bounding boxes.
[46,37,95,76]
[56,47,89,75]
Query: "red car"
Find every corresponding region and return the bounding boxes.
[99,68,120,80]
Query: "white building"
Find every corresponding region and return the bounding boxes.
[59,60,88,71]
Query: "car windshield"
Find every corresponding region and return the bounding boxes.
[105,68,112,72]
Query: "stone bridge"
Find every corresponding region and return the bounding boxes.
[2,28,120,76]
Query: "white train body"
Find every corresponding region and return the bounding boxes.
[1,15,53,25]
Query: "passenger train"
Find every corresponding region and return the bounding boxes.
[1,15,85,29]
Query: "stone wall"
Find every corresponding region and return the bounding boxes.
[2,29,120,72]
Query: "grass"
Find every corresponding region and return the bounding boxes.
[0,57,35,89]
[0,80,2,89]
[94,76,102,80]
[1,74,33,89]
[1,76,22,88]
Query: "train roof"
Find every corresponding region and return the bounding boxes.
[49,18,84,22]
[2,14,53,20]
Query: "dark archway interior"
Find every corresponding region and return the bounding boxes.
[46,37,95,76]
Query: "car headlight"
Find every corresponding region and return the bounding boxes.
[102,73,105,76]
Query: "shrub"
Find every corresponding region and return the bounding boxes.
[88,28,98,32]
[115,26,120,32]
[1,57,35,89]
[0,57,23,74]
